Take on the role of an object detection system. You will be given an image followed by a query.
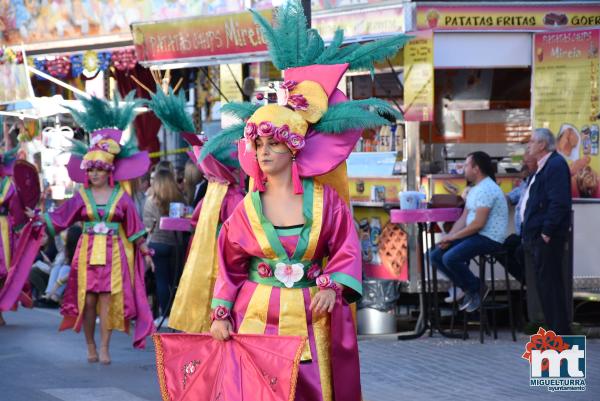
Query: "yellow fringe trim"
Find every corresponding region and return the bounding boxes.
[152,334,171,401]
[288,336,308,401]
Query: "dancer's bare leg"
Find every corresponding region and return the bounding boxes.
[83,292,98,363]
[98,292,112,365]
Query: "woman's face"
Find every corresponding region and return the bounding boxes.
[40,230,48,247]
[88,168,109,188]
[255,136,292,176]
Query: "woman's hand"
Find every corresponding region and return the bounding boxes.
[310,288,337,314]
[25,207,35,219]
[210,319,233,341]
[144,255,155,272]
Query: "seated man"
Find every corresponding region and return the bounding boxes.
[430,151,509,312]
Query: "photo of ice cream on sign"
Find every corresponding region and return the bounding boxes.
[426,9,440,28]
[557,123,581,161]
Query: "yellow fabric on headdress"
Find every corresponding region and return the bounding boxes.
[290,80,328,123]
[83,138,121,167]
[248,104,308,137]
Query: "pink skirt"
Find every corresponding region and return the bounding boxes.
[86,265,112,293]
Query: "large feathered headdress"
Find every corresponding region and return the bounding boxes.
[63,91,150,186]
[200,0,410,194]
[148,87,240,184]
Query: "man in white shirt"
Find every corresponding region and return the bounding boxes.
[430,151,509,312]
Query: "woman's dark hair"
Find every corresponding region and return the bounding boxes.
[65,225,83,264]
[468,151,496,182]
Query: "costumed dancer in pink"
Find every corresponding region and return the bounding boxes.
[25,93,155,364]
[0,147,27,326]
[147,88,246,333]
[207,2,410,400]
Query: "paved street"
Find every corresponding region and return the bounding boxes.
[0,307,598,401]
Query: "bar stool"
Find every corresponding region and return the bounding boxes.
[462,249,517,343]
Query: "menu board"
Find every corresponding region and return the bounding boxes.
[533,29,600,199]
[403,30,434,122]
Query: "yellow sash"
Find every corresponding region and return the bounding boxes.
[169,181,229,333]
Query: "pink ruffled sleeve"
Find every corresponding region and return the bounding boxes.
[211,217,251,310]
[322,189,363,303]
[122,193,147,243]
[44,193,85,236]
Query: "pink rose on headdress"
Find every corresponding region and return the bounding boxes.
[277,125,290,140]
[280,80,298,91]
[288,94,309,111]
[257,262,273,278]
[307,264,322,280]
[287,134,305,151]
[258,121,273,136]
[244,122,258,140]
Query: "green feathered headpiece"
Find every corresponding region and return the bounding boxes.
[63,91,143,160]
[64,91,141,134]
[147,86,196,134]
[201,0,410,180]
[147,87,241,168]
[251,0,412,74]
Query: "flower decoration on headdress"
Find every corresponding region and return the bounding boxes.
[63,91,148,186]
[197,0,410,194]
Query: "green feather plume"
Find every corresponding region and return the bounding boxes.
[64,90,141,133]
[314,99,402,134]
[221,102,260,122]
[301,29,325,66]
[118,133,141,159]
[148,86,195,134]
[250,9,289,70]
[198,122,245,163]
[341,35,413,72]
[314,29,344,64]
[251,1,308,70]
[250,0,412,72]
[64,137,89,157]
[212,145,240,168]
[347,98,403,121]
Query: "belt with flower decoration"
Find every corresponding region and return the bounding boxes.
[248,257,323,289]
[82,221,120,235]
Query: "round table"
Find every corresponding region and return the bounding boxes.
[391,208,463,340]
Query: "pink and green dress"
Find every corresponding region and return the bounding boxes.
[43,183,153,348]
[0,176,25,283]
[212,178,362,401]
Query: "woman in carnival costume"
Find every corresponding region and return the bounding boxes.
[147,88,246,333]
[206,2,410,400]
[0,147,27,326]
[26,93,155,364]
